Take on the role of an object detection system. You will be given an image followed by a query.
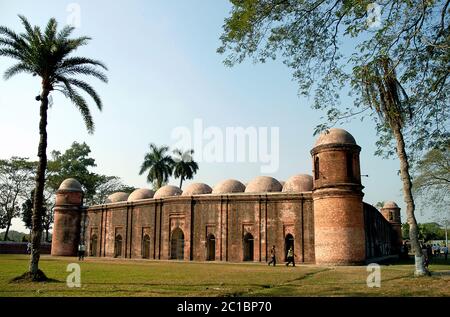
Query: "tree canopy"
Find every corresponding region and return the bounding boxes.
[218,0,449,158]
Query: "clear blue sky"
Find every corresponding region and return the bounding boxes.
[0,0,432,232]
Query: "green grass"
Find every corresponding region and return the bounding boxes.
[0,255,449,297]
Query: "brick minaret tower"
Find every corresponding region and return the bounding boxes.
[51,178,83,256]
[381,201,402,253]
[311,128,366,265]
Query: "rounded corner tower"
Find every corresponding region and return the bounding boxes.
[51,178,84,256]
[380,201,402,252]
[311,128,366,265]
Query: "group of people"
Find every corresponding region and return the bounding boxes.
[421,243,448,268]
[267,245,296,267]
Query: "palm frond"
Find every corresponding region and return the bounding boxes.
[61,86,94,133]
[60,57,108,70]
[57,65,108,82]
[66,78,103,110]
[4,63,34,80]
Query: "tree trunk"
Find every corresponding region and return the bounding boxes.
[391,122,427,276]
[4,221,11,241]
[29,87,49,277]
[179,176,184,189]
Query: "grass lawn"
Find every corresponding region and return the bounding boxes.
[0,254,449,297]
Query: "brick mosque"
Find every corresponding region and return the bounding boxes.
[51,128,403,265]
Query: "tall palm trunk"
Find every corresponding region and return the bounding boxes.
[391,122,426,275]
[29,87,49,277]
[179,176,184,189]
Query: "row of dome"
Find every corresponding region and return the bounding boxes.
[105,174,314,203]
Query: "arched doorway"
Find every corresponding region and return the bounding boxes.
[90,234,98,256]
[206,234,215,261]
[243,232,254,261]
[285,234,294,261]
[142,234,150,259]
[114,235,122,257]
[170,228,185,260]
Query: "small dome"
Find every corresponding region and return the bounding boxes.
[154,185,182,198]
[245,176,282,193]
[383,201,399,209]
[314,128,356,147]
[58,178,83,192]
[182,183,212,196]
[212,179,246,194]
[105,192,129,203]
[282,174,313,192]
[128,188,155,201]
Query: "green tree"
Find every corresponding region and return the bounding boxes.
[218,0,449,276]
[47,142,98,200]
[413,145,450,216]
[91,175,135,205]
[139,144,174,190]
[172,149,199,189]
[0,157,35,241]
[21,189,34,230]
[46,142,134,205]
[0,16,108,279]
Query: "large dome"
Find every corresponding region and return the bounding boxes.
[182,183,212,196]
[212,179,246,194]
[245,176,282,193]
[105,192,129,203]
[58,178,83,192]
[128,188,155,201]
[314,128,356,147]
[282,174,313,192]
[154,185,182,198]
[383,201,399,209]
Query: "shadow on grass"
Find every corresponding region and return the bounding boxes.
[9,270,60,284]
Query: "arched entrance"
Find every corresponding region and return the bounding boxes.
[170,228,185,260]
[285,234,294,261]
[206,234,215,261]
[114,235,122,257]
[142,234,150,259]
[90,234,98,256]
[243,232,254,261]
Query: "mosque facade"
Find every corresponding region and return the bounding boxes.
[51,128,403,265]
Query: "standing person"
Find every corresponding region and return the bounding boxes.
[427,244,433,262]
[78,243,85,261]
[285,246,296,267]
[443,245,448,261]
[267,245,276,266]
[26,241,32,254]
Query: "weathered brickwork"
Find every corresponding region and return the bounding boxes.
[51,128,401,265]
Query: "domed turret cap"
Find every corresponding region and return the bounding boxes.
[128,188,155,201]
[154,185,183,198]
[282,174,313,192]
[212,179,246,194]
[58,178,83,192]
[314,128,357,147]
[245,176,282,193]
[182,183,212,196]
[383,201,399,208]
[105,192,129,203]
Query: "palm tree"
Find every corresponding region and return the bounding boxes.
[360,55,426,275]
[172,149,199,189]
[139,144,174,190]
[0,16,107,280]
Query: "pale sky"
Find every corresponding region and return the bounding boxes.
[0,0,435,233]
